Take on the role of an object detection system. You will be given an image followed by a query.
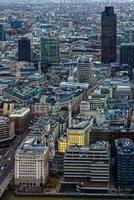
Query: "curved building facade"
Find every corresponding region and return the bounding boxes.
[0,116,15,146]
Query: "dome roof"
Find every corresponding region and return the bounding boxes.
[78,55,93,64]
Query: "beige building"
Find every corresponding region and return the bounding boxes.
[10,107,30,134]
[14,136,49,188]
[3,101,14,115]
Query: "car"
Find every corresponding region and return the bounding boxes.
[8,157,11,161]
[1,166,4,170]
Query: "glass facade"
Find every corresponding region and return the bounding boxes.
[41,37,59,66]
[116,138,134,192]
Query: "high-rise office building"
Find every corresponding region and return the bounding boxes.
[101,6,117,64]
[41,37,59,67]
[115,138,134,192]
[18,38,31,62]
[0,24,6,41]
[120,43,134,71]
[77,55,95,86]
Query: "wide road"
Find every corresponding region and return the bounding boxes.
[0,132,28,188]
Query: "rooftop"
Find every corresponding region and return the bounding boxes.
[116,138,134,155]
[69,120,91,130]
[78,55,94,64]
[67,141,109,152]
[10,107,30,117]
[18,136,47,152]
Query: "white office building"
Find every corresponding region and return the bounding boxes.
[14,136,49,187]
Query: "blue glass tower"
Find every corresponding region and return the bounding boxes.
[116,138,134,192]
[41,36,59,67]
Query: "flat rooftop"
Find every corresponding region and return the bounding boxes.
[10,107,30,117]
[67,141,109,152]
[116,138,134,155]
[18,136,47,152]
[69,120,91,130]
[31,116,50,129]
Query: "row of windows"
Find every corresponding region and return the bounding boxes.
[19,163,43,166]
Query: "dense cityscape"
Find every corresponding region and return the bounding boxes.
[0,0,134,199]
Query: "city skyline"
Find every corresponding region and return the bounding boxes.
[0,0,134,199]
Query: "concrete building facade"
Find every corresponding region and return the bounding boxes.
[14,136,49,188]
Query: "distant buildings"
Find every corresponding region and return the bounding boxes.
[0,24,6,41]
[1,0,134,196]
[60,81,89,90]
[14,136,49,189]
[11,20,22,29]
[32,96,47,117]
[101,7,117,63]
[18,38,31,62]
[41,37,59,67]
[88,94,106,110]
[116,138,134,192]
[4,86,39,103]
[113,85,132,100]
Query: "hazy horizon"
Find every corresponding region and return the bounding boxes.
[0,0,132,3]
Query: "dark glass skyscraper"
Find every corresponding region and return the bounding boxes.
[18,38,31,62]
[101,6,117,64]
[120,43,134,70]
[115,138,134,192]
[0,24,6,41]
